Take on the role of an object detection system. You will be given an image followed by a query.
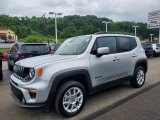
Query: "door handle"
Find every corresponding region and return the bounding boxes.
[113,57,120,62]
[132,54,137,57]
[113,59,117,61]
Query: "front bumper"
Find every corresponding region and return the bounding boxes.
[10,82,47,108]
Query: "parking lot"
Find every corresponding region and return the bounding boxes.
[0,57,160,120]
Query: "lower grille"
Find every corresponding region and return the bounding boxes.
[10,83,23,102]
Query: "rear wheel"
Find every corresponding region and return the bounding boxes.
[130,66,145,88]
[8,61,13,71]
[0,68,3,81]
[55,81,86,117]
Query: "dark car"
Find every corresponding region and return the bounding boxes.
[8,43,50,71]
[142,43,154,58]
[0,52,3,81]
[4,39,15,43]
[50,43,61,54]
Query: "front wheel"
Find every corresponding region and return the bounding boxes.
[55,81,86,117]
[130,66,145,88]
[0,68,3,81]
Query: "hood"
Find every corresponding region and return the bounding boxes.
[16,54,77,68]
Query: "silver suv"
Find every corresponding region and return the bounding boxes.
[10,33,148,117]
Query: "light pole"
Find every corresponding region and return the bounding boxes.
[42,13,51,51]
[159,15,160,43]
[49,12,62,43]
[150,34,154,42]
[132,26,139,36]
[102,21,111,32]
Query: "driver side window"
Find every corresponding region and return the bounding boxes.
[93,37,117,54]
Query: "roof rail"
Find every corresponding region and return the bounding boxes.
[94,31,134,36]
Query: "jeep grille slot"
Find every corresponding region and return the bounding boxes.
[13,65,29,80]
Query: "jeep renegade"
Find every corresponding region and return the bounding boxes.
[10,33,148,117]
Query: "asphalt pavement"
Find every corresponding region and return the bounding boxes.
[0,57,160,120]
[94,83,160,120]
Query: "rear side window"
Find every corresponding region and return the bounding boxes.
[131,38,137,49]
[21,44,49,53]
[95,37,116,54]
[117,37,132,52]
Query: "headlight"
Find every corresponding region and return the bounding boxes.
[29,68,35,79]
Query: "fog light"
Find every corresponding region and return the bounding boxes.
[21,97,26,104]
[27,88,37,93]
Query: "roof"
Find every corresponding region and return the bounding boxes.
[92,33,135,38]
[0,28,14,34]
[94,32,134,36]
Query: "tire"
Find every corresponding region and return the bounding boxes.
[55,81,86,117]
[154,51,158,57]
[0,68,3,81]
[8,61,13,71]
[130,66,145,88]
[146,55,150,58]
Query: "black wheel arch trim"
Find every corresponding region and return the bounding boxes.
[135,59,148,73]
[46,69,92,106]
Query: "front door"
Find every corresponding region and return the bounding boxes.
[90,36,120,87]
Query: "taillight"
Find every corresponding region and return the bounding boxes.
[48,51,52,54]
[19,53,26,59]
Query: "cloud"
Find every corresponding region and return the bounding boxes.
[0,0,159,22]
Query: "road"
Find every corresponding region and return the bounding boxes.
[94,84,160,120]
[0,57,160,120]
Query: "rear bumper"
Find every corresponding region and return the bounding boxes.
[155,51,160,55]
[145,51,154,56]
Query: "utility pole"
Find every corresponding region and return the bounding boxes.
[159,15,160,43]
[133,26,139,36]
[42,13,51,51]
[102,21,111,32]
[150,34,154,42]
[49,12,62,43]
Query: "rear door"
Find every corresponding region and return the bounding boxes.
[115,37,137,78]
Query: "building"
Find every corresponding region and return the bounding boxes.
[0,28,18,41]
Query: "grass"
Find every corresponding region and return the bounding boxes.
[0,48,10,53]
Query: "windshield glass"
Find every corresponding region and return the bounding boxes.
[55,35,91,55]
[156,44,160,47]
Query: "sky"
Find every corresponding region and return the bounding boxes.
[0,0,159,22]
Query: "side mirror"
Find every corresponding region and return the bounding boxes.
[97,47,109,57]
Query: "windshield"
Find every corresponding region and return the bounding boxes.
[55,35,91,55]
[156,44,160,47]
